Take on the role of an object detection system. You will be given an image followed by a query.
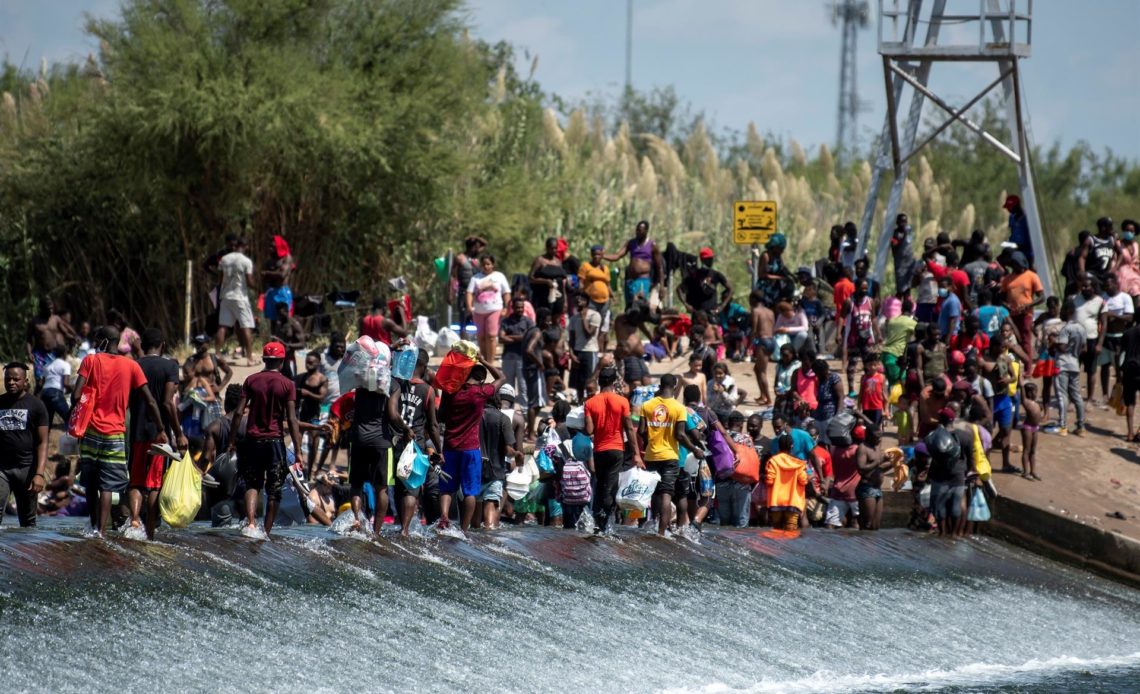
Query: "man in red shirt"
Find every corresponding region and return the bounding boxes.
[227,341,304,538]
[584,367,643,532]
[438,353,506,531]
[72,325,167,537]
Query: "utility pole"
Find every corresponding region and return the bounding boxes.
[831,0,870,161]
[625,0,633,94]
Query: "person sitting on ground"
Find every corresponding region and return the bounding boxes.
[707,361,743,423]
[774,300,811,354]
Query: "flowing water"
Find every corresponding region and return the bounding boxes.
[2,520,1140,693]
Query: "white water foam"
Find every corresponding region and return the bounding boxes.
[664,652,1140,694]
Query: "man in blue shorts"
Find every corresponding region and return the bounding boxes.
[438,354,506,530]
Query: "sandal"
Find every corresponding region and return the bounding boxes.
[1029,473,1042,481]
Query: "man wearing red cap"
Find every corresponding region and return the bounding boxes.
[1003,194,1033,267]
[677,247,732,319]
[227,341,304,538]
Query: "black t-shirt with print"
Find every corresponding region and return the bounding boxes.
[0,392,48,469]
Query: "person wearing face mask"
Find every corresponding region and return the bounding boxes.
[1115,219,1140,306]
[937,276,962,339]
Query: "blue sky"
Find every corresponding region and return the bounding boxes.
[3,0,1137,159]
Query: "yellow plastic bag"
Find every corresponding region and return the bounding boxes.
[452,340,480,359]
[888,382,903,405]
[159,452,202,528]
[971,424,992,481]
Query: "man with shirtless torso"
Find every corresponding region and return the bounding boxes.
[854,427,891,530]
[26,298,77,391]
[182,335,233,400]
[262,235,295,323]
[605,220,664,310]
[749,289,776,406]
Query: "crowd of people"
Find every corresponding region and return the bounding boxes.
[3,200,1139,542]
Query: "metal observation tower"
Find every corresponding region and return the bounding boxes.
[855,0,1052,297]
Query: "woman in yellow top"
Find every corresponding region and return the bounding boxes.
[765,433,808,531]
[579,245,612,352]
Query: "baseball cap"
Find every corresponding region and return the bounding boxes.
[1003,194,1020,210]
[699,247,715,259]
[949,350,966,366]
[192,334,210,345]
[263,341,286,359]
[796,266,812,276]
[852,425,867,442]
[498,383,516,401]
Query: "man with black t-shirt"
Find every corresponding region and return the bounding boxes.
[128,328,188,539]
[391,348,442,534]
[0,362,48,527]
[677,247,732,319]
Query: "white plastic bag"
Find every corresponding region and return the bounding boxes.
[338,336,391,393]
[413,315,437,356]
[566,406,587,431]
[506,465,534,500]
[436,326,460,354]
[616,467,661,512]
[396,441,417,481]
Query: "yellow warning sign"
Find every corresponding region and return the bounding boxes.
[733,200,778,245]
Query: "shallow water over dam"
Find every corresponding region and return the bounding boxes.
[2,520,1139,693]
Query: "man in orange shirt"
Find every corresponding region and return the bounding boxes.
[832,268,855,355]
[72,325,168,537]
[1000,251,1044,356]
[584,367,642,532]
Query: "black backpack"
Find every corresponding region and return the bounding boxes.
[826,411,857,447]
[924,426,962,477]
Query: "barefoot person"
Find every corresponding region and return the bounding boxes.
[1020,382,1043,481]
[226,342,305,539]
[606,220,664,309]
[0,362,49,527]
[73,326,168,537]
[855,426,891,530]
[750,290,776,406]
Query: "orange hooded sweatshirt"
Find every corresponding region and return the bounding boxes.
[765,452,808,512]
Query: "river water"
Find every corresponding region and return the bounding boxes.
[1,520,1139,693]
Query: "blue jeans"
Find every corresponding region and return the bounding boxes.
[41,387,70,429]
[716,481,752,528]
[1054,370,1085,430]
